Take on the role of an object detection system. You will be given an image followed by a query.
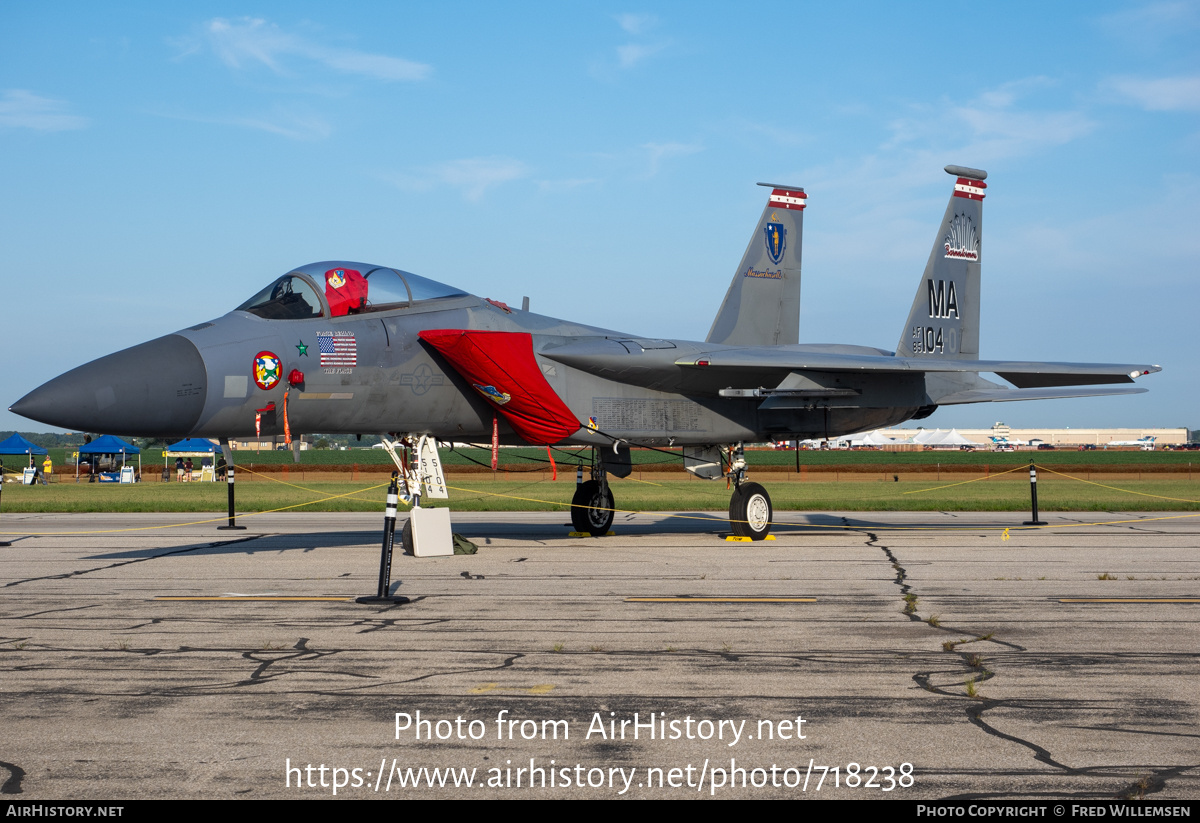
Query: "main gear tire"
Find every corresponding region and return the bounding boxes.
[571,480,615,536]
[729,482,773,540]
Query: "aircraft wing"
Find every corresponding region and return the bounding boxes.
[676,349,1160,387]
[541,337,1160,404]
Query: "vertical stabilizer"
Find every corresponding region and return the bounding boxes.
[897,165,986,359]
[706,184,805,347]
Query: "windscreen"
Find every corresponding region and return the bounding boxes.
[237,275,325,319]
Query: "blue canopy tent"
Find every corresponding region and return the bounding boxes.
[165,438,219,481]
[78,435,141,482]
[165,438,218,454]
[0,434,48,467]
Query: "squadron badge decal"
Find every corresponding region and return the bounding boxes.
[253,351,282,391]
[472,383,512,405]
[943,213,980,261]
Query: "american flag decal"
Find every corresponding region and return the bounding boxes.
[317,332,357,367]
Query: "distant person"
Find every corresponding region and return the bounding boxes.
[184,457,194,481]
[42,456,52,484]
[175,456,185,481]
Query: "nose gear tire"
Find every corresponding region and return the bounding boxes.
[729,482,773,540]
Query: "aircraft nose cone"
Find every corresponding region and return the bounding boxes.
[10,334,207,437]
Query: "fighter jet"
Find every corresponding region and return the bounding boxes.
[10,165,1159,539]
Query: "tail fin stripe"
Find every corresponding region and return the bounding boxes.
[953,178,987,200]
[769,189,807,210]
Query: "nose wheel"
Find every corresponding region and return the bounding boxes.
[729,481,773,540]
[571,479,615,536]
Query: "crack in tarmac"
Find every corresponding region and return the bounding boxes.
[0,761,25,794]
[859,526,1197,799]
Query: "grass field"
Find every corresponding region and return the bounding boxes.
[2,469,1197,514]
[12,445,1200,472]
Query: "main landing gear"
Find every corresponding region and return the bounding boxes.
[571,452,615,536]
[725,443,773,540]
[571,441,775,540]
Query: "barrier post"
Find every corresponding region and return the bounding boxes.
[217,439,245,530]
[358,471,409,605]
[1023,460,1046,526]
[0,471,9,547]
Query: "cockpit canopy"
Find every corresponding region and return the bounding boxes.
[237,261,469,320]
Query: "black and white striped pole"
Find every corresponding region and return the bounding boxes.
[217,439,244,531]
[0,471,9,547]
[1023,460,1046,526]
[358,471,409,604]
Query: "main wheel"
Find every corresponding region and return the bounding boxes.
[571,479,615,536]
[729,482,773,540]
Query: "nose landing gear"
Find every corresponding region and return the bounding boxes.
[726,443,773,540]
[729,481,773,540]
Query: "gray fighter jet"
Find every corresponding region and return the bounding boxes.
[10,166,1159,539]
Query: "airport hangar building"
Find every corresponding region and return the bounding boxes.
[877,424,1188,447]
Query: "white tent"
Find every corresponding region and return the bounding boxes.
[913,428,980,447]
[860,429,904,446]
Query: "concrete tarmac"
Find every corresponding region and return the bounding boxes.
[1,509,1198,800]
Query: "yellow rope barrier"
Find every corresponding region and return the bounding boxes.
[235,464,388,504]
[3,458,1197,538]
[900,462,1028,495]
[1034,464,1200,504]
[0,480,392,535]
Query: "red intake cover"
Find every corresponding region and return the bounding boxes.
[418,330,580,445]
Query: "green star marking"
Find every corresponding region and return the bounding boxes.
[296,341,309,356]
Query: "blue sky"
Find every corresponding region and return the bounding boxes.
[2,2,1197,434]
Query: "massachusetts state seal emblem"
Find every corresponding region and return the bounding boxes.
[764,219,786,264]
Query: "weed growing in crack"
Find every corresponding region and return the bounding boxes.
[721,642,733,653]
[965,677,979,698]
[1121,774,1154,800]
[552,642,565,652]
[926,614,941,627]
[903,593,918,614]
[967,653,982,668]
[1098,573,1117,580]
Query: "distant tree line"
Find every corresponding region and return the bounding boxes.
[0,431,88,449]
